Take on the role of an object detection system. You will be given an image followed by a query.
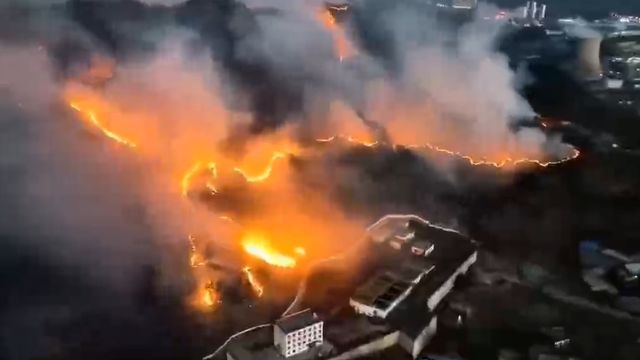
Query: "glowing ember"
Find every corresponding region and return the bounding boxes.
[242,266,264,297]
[69,102,137,148]
[242,235,297,268]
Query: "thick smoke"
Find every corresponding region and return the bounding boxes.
[351,1,553,160]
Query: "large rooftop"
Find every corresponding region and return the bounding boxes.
[351,271,413,310]
[352,215,475,312]
[353,215,477,336]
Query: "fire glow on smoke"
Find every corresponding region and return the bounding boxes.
[242,234,298,268]
[64,82,580,309]
[58,5,580,311]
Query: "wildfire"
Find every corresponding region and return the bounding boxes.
[66,95,579,185]
[202,280,221,308]
[189,234,207,268]
[182,162,203,197]
[315,134,379,148]
[62,83,582,315]
[242,234,297,268]
[407,143,581,168]
[69,102,137,148]
[180,153,288,200]
[242,266,265,297]
[233,152,288,183]
[181,162,218,197]
[316,134,580,169]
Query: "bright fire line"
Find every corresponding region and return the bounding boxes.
[181,162,203,197]
[233,152,287,183]
[69,102,137,148]
[242,238,296,268]
[316,134,580,168]
[243,266,264,297]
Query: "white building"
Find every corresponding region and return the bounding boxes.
[274,309,323,358]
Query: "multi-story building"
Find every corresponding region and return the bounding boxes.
[274,309,324,358]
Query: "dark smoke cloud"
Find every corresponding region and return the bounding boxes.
[0,44,189,360]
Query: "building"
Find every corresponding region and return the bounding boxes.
[274,309,324,358]
[205,214,477,360]
[340,215,477,359]
[349,268,429,319]
[517,1,547,25]
[221,310,332,360]
[600,30,640,88]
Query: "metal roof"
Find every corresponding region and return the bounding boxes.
[351,270,415,310]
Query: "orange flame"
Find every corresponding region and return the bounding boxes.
[202,280,220,308]
[316,135,580,169]
[181,162,218,196]
[69,102,137,148]
[242,266,264,297]
[242,234,297,268]
[316,134,379,147]
[188,234,207,268]
[233,152,287,183]
[182,162,203,197]
[406,143,581,168]
[62,87,581,316]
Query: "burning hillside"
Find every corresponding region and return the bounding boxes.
[62,56,578,311]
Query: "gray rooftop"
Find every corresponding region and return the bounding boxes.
[275,309,320,333]
[351,271,413,309]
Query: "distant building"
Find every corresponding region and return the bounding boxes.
[600,31,640,88]
[274,310,324,358]
[519,1,547,25]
